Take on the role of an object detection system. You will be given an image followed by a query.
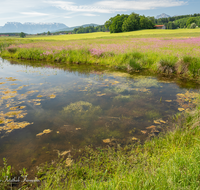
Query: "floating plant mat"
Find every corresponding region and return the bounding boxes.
[0,58,199,175]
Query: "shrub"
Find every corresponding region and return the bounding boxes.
[129,59,142,70]
[157,58,176,74]
[131,52,143,60]
[6,45,17,53]
[190,23,197,29]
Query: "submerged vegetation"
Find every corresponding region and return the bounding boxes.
[37,100,200,189]
[1,94,200,189]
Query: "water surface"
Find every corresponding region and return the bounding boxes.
[0,58,199,173]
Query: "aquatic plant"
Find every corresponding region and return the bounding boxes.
[62,101,102,126]
[134,78,160,88]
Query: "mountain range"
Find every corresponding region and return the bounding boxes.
[0,22,99,34]
[0,22,68,34]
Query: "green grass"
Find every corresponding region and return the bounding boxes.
[25,28,200,41]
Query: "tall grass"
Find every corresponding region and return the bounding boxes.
[1,46,200,79]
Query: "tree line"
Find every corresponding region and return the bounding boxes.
[155,13,200,29]
[104,13,155,33]
[73,25,107,34]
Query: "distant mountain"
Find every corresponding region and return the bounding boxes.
[53,23,99,32]
[0,22,68,34]
[156,13,171,19]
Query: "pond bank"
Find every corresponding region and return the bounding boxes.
[1,36,200,82]
[1,47,200,81]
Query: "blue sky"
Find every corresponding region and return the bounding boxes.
[0,0,199,27]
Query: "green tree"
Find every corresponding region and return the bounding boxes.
[148,16,155,25]
[73,28,78,34]
[167,22,176,29]
[186,17,196,26]
[190,23,197,29]
[122,13,140,32]
[109,14,128,33]
[105,17,114,30]
[47,31,51,35]
[19,32,26,38]
[139,16,154,29]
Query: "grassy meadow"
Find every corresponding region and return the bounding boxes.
[0,28,200,189]
[0,28,200,80]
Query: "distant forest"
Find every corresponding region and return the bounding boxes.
[73,25,107,34]
[155,13,200,29]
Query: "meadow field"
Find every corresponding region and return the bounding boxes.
[1,28,200,80]
[0,29,200,189]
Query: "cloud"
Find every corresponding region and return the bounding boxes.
[47,1,112,13]
[95,0,187,10]
[64,16,73,18]
[21,12,49,16]
[64,13,99,19]
[82,13,100,17]
[47,0,187,13]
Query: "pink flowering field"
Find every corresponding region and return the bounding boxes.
[1,29,200,77]
[9,36,200,58]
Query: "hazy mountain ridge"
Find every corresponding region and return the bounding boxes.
[156,13,171,19]
[0,22,68,34]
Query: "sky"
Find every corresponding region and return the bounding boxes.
[0,0,199,27]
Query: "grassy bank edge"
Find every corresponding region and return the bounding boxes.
[1,44,200,82]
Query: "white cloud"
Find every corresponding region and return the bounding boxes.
[21,12,49,16]
[64,16,73,18]
[47,1,112,13]
[47,0,187,13]
[64,13,99,19]
[82,13,100,17]
[95,0,187,10]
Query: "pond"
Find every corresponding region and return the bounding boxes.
[0,58,199,173]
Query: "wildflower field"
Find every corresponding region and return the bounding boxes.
[1,28,200,79]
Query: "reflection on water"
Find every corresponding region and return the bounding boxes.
[0,58,199,173]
